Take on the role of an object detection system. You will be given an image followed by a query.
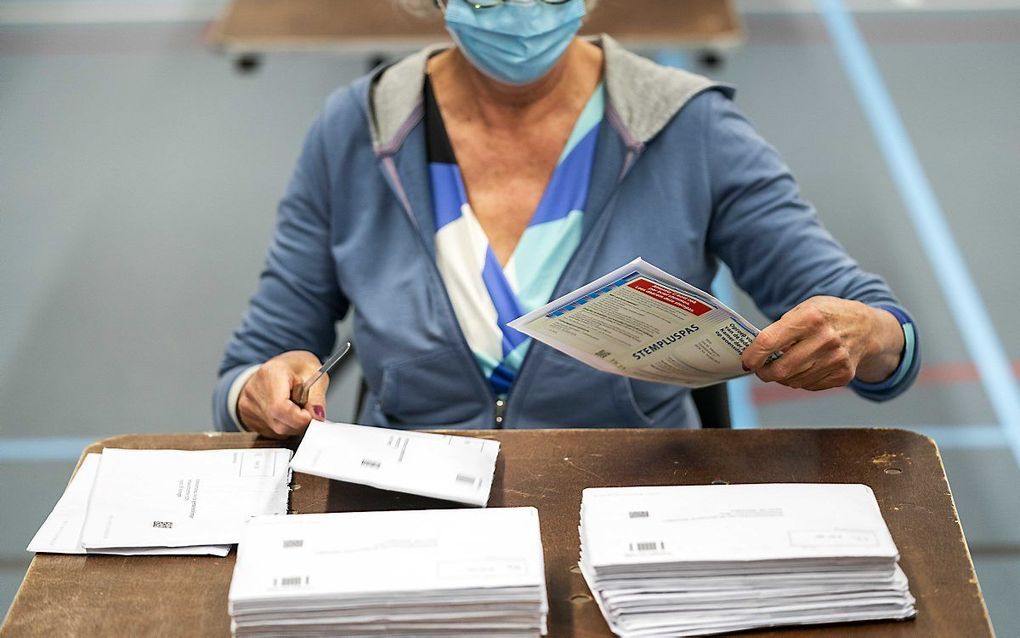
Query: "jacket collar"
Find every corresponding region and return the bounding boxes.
[366,34,734,157]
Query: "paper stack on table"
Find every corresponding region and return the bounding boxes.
[28,448,292,556]
[290,420,501,506]
[509,258,766,388]
[228,507,549,637]
[579,484,916,637]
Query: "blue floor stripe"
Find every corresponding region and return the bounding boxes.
[726,377,758,430]
[0,437,98,463]
[818,0,1020,469]
[908,425,1006,450]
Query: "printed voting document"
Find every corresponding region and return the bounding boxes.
[509,258,762,388]
[228,507,549,636]
[579,483,916,637]
[27,453,230,556]
[78,448,291,550]
[290,420,500,506]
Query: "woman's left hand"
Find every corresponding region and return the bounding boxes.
[740,296,904,391]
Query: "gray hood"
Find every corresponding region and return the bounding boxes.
[368,34,733,156]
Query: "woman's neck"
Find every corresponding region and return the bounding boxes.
[428,39,603,132]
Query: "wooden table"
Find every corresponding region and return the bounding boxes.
[1,428,993,637]
[207,0,743,53]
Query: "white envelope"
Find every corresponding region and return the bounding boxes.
[80,448,291,549]
[28,453,230,556]
[290,420,500,506]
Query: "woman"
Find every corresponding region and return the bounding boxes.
[214,0,919,438]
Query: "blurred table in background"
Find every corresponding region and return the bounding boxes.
[208,0,742,67]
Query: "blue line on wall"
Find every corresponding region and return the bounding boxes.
[0,437,98,463]
[817,0,1020,468]
[653,50,692,71]
[907,425,1005,450]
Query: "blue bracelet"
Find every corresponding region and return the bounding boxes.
[850,304,918,398]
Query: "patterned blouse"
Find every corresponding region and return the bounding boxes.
[425,76,605,397]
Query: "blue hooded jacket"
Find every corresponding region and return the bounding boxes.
[214,36,919,431]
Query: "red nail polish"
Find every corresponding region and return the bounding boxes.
[312,405,325,420]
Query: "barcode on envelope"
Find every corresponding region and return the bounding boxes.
[277,576,306,587]
[628,511,649,519]
[630,541,664,552]
[455,473,478,486]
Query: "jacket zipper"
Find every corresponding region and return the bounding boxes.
[494,397,507,428]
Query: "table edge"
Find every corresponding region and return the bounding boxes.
[4,426,993,636]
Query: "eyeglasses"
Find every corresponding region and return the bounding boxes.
[436,0,575,10]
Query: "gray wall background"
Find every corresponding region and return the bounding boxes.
[2,3,1019,633]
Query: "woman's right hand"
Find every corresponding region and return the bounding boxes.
[237,351,328,439]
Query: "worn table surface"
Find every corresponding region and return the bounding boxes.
[2,428,992,637]
[208,0,742,52]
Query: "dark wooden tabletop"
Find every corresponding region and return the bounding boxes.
[207,0,743,52]
[1,428,992,637]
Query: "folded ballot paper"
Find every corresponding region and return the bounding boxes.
[228,507,549,637]
[29,448,292,556]
[579,484,916,637]
[28,454,230,556]
[509,258,763,388]
[290,420,500,506]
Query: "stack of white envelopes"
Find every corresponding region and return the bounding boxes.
[579,484,916,637]
[229,507,549,637]
[28,448,292,556]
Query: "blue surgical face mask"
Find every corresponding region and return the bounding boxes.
[443,0,587,86]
